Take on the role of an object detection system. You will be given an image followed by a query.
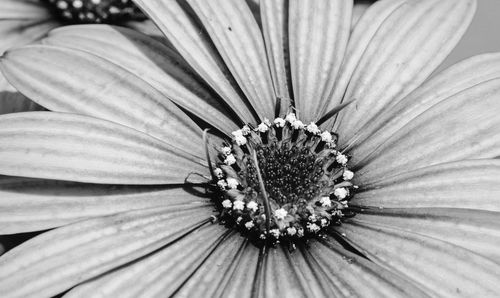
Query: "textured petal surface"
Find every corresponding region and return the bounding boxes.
[308,239,430,297]
[187,0,276,120]
[356,78,500,179]
[331,0,476,137]
[133,0,257,124]
[65,223,228,298]
[353,207,500,263]
[43,25,239,134]
[338,220,500,296]
[348,53,500,159]
[260,0,291,108]
[353,160,500,211]
[0,0,51,19]
[0,112,207,184]
[0,178,210,234]
[288,0,352,121]
[0,45,204,157]
[0,19,58,54]
[0,203,213,298]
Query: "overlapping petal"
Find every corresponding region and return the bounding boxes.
[0,178,210,234]
[0,203,213,298]
[330,0,476,137]
[0,112,207,184]
[0,45,205,156]
[0,75,42,115]
[43,25,240,134]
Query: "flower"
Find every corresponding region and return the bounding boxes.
[0,0,499,297]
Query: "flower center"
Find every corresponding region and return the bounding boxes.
[43,0,146,24]
[209,113,357,248]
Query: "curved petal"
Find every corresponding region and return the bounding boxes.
[0,19,58,54]
[338,220,500,296]
[349,53,500,160]
[353,207,500,263]
[330,0,476,137]
[353,159,500,211]
[308,239,430,297]
[187,0,276,120]
[260,0,291,109]
[65,223,228,298]
[288,0,352,121]
[0,177,210,234]
[355,78,500,179]
[0,204,213,298]
[0,44,205,157]
[43,25,240,134]
[133,0,257,124]
[0,112,207,184]
[0,75,43,114]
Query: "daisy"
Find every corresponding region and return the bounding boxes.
[0,0,500,297]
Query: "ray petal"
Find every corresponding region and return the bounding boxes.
[0,75,43,114]
[0,177,210,234]
[288,0,352,122]
[1,45,206,157]
[349,53,500,158]
[43,25,240,134]
[353,159,500,211]
[133,0,257,124]
[0,112,207,184]
[187,0,276,120]
[330,0,476,137]
[355,78,500,179]
[0,204,213,298]
[352,207,500,263]
[338,220,500,296]
[0,19,58,54]
[0,0,52,19]
[64,223,228,298]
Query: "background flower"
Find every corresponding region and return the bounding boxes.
[0,0,499,297]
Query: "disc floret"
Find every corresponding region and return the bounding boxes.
[211,113,357,247]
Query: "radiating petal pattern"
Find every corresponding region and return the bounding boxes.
[353,207,500,263]
[331,0,475,137]
[0,45,205,157]
[0,204,213,298]
[356,78,500,179]
[0,112,207,184]
[288,0,352,122]
[338,220,500,296]
[43,25,240,134]
[353,159,500,211]
[348,52,500,159]
[133,0,258,124]
[0,177,210,234]
[65,223,228,298]
[187,0,276,120]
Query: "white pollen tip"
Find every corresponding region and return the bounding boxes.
[222,199,232,209]
[285,113,297,123]
[319,196,332,207]
[274,117,286,127]
[306,122,320,135]
[257,122,269,132]
[343,169,354,180]
[274,208,288,220]
[224,154,236,166]
[245,221,255,229]
[246,201,259,212]
[233,200,244,210]
[226,178,239,189]
[334,187,348,200]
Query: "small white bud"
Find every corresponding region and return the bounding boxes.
[241,125,251,135]
[287,227,297,236]
[274,208,288,220]
[307,223,320,233]
[214,168,224,179]
[217,180,227,189]
[292,120,305,129]
[343,169,354,180]
[306,122,320,134]
[246,201,259,212]
[221,146,232,155]
[285,113,297,123]
[257,122,269,133]
[233,200,245,210]
[222,199,232,209]
[319,196,332,208]
[334,187,348,200]
[270,229,280,238]
[245,221,255,229]
[224,154,236,166]
[336,153,348,165]
[274,117,286,127]
[320,131,333,143]
[226,178,239,189]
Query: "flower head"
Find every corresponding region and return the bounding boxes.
[0,0,499,297]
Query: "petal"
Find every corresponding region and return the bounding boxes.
[260,0,291,108]
[330,0,476,137]
[0,203,213,298]
[288,0,352,122]
[65,223,228,298]
[308,239,430,297]
[0,19,58,54]
[133,0,258,124]
[0,177,210,234]
[0,75,43,114]
[353,207,500,263]
[0,0,52,19]
[355,78,500,179]
[353,159,500,211]
[0,112,207,184]
[338,220,500,296]
[349,53,500,160]
[186,0,276,120]
[0,44,205,157]
[43,25,240,134]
